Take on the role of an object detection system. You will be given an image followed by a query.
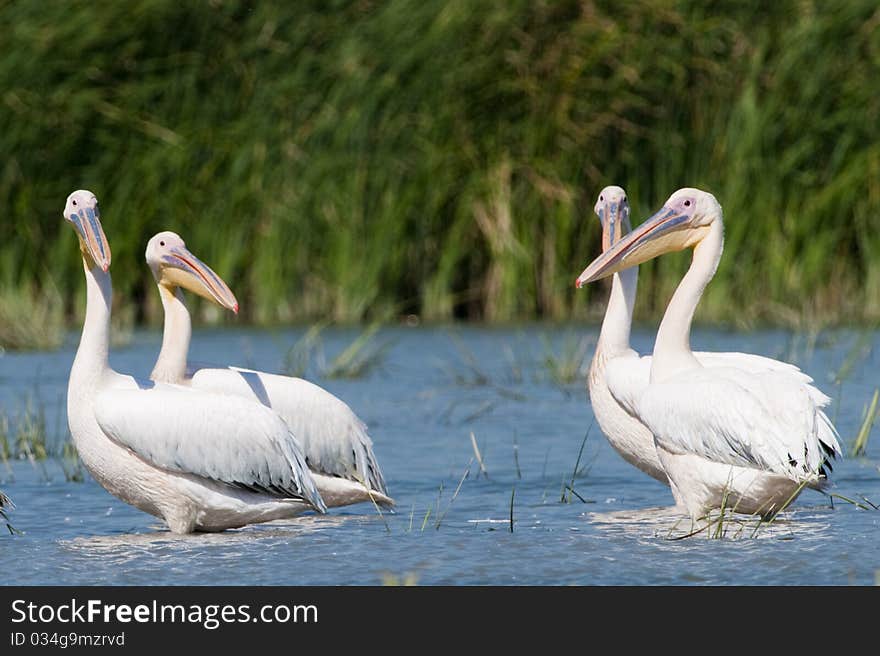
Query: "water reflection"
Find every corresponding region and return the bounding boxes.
[2,326,878,584]
[61,515,357,557]
[586,504,836,542]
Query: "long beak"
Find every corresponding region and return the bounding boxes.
[576,206,694,288]
[160,246,239,313]
[70,207,111,272]
[599,201,626,253]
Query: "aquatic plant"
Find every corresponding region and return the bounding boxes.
[712,489,732,540]
[663,476,813,541]
[281,323,392,379]
[541,333,593,387]
[440,336,528,411]
[852,389,878,457]
[0,411,10,464]
[444,333,492,387]
[829,493,878,511]
[434,458,472,530]
[321,324,393,380]
[512,431,521,480]
[0,396,86,483]
[509,486,516,533]
[367,489,391,534]
[561,426,592,504]
[2,2,879,328]
[502,343,527,385]
[281,324,325,378]
[15,395,48,462]
[833,332,873,384]
[0,285,64,352]
[470,432,489,479]
[419,506,432,532]
[59,440,86,483]
[380,571,419,586]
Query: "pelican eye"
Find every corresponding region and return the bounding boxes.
[160,241,165,247]
[72,200,77,206]
[684,200,691,207]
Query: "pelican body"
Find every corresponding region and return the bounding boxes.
[579,188,841,519]
[588,186,667,483]
[65,191,326,533]
[587,187,813,492]
[144,232,392,509]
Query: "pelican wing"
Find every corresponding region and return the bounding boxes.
[694,352,830,406]
[635,366,840,481]
[605,351,831,417]
[189,367,388,494]
[93,386,326,512]
[603,353,651,416]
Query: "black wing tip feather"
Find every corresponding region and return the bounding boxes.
[305,445,389,496]
[355,445,389,496]
[820,439,839,460]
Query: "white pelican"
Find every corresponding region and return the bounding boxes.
[64,190,327,533]
[588,186,667,483]
[578,188,841,519]
[144,231,393,509]
[588,186,832,493]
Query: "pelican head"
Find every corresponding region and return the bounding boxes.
[145,231,238,313]
[576,188,721,287]
[63,190,111,272]
[594,185,631,252]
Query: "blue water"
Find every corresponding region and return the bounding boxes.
[1,325,878,585]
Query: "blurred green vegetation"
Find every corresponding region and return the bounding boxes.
[1,0,879,347]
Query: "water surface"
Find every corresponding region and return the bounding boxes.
[2,325,878,585]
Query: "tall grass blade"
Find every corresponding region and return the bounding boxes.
[852,389,879,457]
[509,486,515,533]
[435,458,473,530]
[470,432,489,479]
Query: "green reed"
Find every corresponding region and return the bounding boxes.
[0,396,85,483]
[0,285,64,352]
[321,324,393,379]
[14,396,48,462]
[852,389,879,457]
[541,333,593,387]
[1,1,879,347]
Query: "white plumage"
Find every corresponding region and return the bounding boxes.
[64,191,326,534]
[188,367,388,498]
[145,231,392,508]
[580,187,841,518]
[602,351,826,418]
[630,367,836,477]
[588,187,825,488]
[94,386,322,503]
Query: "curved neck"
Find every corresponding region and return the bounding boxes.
[72,261,112,379]
[650,220,724,382]
[151,285,191,383]
[597,266,637,356]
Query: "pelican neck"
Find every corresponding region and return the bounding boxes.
[151,285,191,383]
[72,261,113,378]
[596,267,637,357]
[650,220,724,382]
